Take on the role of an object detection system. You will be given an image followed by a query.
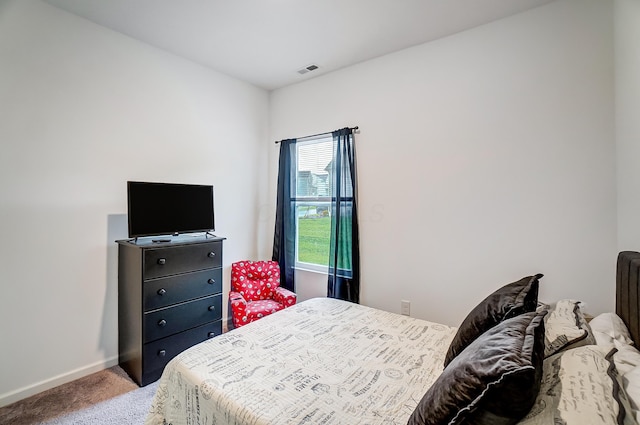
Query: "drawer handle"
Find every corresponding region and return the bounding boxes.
[208,332,216,338]
[157,258,166,265]
[157,288,166,296]
[158,319,167,327]
[208,305,215,312]
[208,252,216,258]
[208,278,215,285]
[158,349,166,357]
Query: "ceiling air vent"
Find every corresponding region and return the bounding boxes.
[297,64,319,75]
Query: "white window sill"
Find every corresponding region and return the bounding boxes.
[294,264,328,275]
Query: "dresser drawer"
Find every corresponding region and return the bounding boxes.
[143,241,222,279]
[144,268,222,311]
[144,294,222,343]
[142,320,222,384]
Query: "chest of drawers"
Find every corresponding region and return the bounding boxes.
[117,236,224,386]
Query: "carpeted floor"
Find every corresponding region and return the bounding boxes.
[0,366,144,425]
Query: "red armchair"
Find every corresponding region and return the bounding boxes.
[229,260,297,328]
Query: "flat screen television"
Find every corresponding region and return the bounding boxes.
[127,181,215,238]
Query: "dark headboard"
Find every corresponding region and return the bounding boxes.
[617,251,640,347]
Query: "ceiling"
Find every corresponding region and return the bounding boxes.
[44,0,555,91]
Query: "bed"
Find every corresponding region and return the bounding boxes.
[145,252,640,425]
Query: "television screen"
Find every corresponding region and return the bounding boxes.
[127,181,215,238]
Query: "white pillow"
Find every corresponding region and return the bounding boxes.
[543,299,595,357]
[587,311,640,418]
[519,345,637,425]
[609,342,640,420]
[590,312,635,346]
[624,367,640,422]
[615,343,640,375]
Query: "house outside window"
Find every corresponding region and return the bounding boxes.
[294,135,333,271]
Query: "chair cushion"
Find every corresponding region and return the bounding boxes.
[232,261,281,302]
[245,300,285,324]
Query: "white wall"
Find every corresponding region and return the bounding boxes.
[616,0,640,251]
[0,0,622,408]
[269,0,616,326]
[0,0,269,406]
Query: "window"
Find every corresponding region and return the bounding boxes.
[274,127,358,300]
[294,135,333,271]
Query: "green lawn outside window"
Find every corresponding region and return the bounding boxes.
[297,217,331,266]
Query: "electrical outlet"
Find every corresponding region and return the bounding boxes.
[401,300,411,316]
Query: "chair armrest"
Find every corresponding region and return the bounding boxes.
[273,287,297,307]
[229,291,248,328]
[230,291,247,307]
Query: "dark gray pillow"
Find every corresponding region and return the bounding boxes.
[408,307,548,425]
[444,274,543,367]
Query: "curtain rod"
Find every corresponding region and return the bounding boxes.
[274,126,359,144]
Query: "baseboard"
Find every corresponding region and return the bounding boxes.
[0,356,119,408]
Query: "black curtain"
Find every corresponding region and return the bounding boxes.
[327,128,360,303]
[272,139,297,292]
